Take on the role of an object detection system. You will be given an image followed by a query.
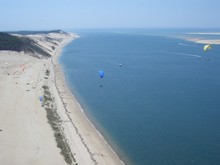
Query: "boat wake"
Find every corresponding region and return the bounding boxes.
[157,50,202,58]
[178,42,196,47]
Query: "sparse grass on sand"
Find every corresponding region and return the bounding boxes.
[42,85,76,164]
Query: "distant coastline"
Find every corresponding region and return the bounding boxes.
[184,37,220,45]
[178,32,220,45]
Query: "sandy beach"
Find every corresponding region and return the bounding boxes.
[184,37,220,45]
[0,32,124,165]
[180,33,220,45]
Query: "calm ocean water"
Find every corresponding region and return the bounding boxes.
[59,29,220,165]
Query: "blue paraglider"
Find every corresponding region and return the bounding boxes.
[39,96,43,102]
[98,70,104,87]
[98,71,104,78]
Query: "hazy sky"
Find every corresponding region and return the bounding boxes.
[1,0,220,31]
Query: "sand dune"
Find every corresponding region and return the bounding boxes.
[0,32,124,165]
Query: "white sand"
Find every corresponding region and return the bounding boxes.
[184,37,220,45]
[179,32,220,45]
[0,32,124,165]
[0,51,65,165]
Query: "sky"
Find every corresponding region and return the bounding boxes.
[1,0,220,31]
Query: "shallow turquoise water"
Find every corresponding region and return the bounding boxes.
[60,29,220,165]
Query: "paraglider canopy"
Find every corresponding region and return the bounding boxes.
[204,44,212,52]
[39,96,43,102]
[98,71,104,78]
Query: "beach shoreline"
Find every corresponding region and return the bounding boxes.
[177,33,220,45]
[50,33,125,165]
[184,37,220,45]
[0,32,125,165]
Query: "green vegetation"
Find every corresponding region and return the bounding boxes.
[0,32,51,58]
[42,85,76,164]
[45,69,50,76]
[42,85,49,90]
[0,32,24,51]
[46,106,76,164]
[51,46,56,50]
[8,30,67,35]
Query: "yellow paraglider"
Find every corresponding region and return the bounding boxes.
[204,44,212,52]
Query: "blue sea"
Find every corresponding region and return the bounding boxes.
[59,29,220,165]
